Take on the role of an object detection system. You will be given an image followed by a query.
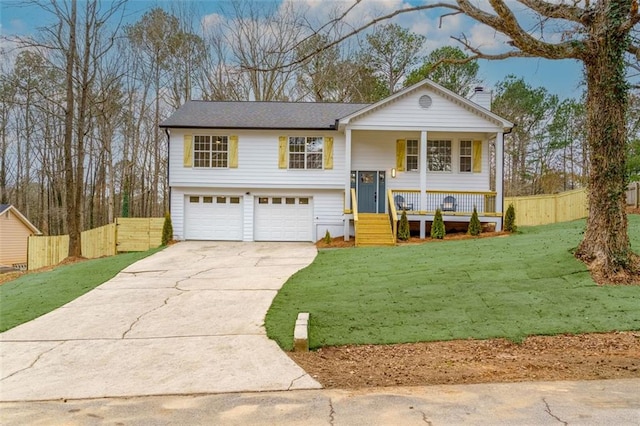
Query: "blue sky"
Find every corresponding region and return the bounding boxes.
[1,0,585,99]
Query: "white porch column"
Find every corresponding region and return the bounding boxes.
[495,132,505,231]
[420,130,428,239]
[344,128,352,240]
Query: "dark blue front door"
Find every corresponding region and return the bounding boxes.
[356,171,386,213]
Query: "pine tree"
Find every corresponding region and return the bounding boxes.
[431,209,445,239]
[398,210,410,241]
[468,206,481,236]
[504,203,517,232]
[161,212,173,245]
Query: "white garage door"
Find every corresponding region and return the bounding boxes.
[184,195,243,241]
[254,196,313,241]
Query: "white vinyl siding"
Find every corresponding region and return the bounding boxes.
[348,88,504,130]
[169,130,344,189]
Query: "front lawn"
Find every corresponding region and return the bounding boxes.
[0,248,162,332]
[266,218,640,350]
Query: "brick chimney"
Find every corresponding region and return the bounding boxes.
[469,86,492,110]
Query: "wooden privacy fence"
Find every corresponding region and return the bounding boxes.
[27,217,163,270]
[626,182,640,208]
[505,188,588,227]
[81,223,117,259]
[116,217,163,252]
[27,235,69,270]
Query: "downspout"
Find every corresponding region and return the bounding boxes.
[164,128,171,215]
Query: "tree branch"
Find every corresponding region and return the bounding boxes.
[517,0,585,23]
[456,0,585,60]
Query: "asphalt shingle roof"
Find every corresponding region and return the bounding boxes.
[160,100,370,130]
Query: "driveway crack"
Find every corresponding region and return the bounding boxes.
[543,397,569,425]
[1,341,65,380]
[122,279,187,338]
[418,409,433,425]
[287,373,308,390]
[328,398,336,426]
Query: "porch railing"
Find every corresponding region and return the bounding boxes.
[351,188,358,228]
[387,189,398,243]
[390,189,499,216]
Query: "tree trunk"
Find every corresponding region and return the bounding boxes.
[576,3,632,277]
[64,0,78,256]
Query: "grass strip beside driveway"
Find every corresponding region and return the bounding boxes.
[0,248,162,332]
[266,218,640,350]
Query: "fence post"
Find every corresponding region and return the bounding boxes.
[635,182,639,209]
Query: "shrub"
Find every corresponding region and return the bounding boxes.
[504,203,517,232]
[398,210,410,241]
[323,230,332,244]
[431,209,446,239]
[161,212,173,246]
[468,206,482,236]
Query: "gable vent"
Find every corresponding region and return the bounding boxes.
[418,95,432,109]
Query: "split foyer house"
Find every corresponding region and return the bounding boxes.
[160,79,514,245]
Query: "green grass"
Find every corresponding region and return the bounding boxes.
[266,217,640,350]
[0,248,162,332]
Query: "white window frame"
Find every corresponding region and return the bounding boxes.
[193,135,228,168]
[459,140,472,173]
[289,136,324,170]
[427,140,452,172]
[406,139,419,172]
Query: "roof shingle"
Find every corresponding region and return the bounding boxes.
[160,100,370,130]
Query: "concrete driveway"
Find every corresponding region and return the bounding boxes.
[0,241,321,402]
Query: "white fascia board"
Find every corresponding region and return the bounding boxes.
[170,182,344,190]
[346,124,509,133]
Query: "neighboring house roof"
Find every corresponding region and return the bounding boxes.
[160,100,370,130]
[0,204,42,235]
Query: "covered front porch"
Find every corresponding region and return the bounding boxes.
[346,187,503,245]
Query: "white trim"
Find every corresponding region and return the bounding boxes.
[345,125,509,132]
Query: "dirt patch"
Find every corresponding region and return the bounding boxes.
[289,332,640,388]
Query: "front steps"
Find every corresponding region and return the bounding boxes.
[355,213,396,247]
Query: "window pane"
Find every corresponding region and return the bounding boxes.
[189,196,199,203]
[460,140,472,173]
[306,153,323,169]
[289,137,305,152]
[427,140,452,172]
[299,198,309,204]
[289,153,305,169]
[258,197,268,204]
[203,196,213,203]
[230,197,240,204]
[217,196,226,203]
[272,197,282,204]
[286,198,295,204]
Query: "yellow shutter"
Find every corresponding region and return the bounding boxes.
[278,136,287,169]
[229,135,238,168]
[183,134,193,167]
[473,140,482,173]
[324,136,333,169]
[396,139,406,172]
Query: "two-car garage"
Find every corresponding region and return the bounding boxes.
[183,195,313,241]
